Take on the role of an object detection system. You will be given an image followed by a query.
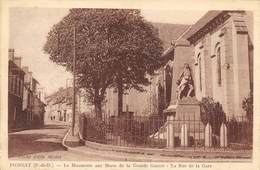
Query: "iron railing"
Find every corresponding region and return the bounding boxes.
[79,113,252,150]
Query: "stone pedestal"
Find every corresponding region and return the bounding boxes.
[175,97,201,120]
[166,115,174,148]
[164,97,204,147]
[176,97,202,146]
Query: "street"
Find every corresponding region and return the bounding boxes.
[8,121,101,161]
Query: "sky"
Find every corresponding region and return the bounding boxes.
[9,8,206,95]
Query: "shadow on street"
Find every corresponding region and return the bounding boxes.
[8,124,68,158]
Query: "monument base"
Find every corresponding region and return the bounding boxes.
[163,97,201,119]
[164,97,204,147]
[175,97,201,120]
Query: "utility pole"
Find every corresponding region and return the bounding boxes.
[72,24,76,136]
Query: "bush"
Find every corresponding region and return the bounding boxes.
[242,92,253,121]
[227,117,253,145]
[200,97,226,136]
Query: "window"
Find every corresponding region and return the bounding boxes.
[12,76,15,93]
[8,76,12,92]
[14,107,17,121]
[17,77,20,96]
[14,76,17,94]
[198,53,202,91]
[165,65,172,105]
[217,47,222,86]
[20,79,23,97]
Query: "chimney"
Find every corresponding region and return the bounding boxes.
[22,66,29,73]
[14,57,22,67]
[22,66,29,83]
[9,49,15,61]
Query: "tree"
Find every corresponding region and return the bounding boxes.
[43,9,164,118]
[200,97,226,136]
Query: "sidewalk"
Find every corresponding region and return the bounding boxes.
[62,129,252,162]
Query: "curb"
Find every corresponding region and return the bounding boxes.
[61,127,71,151]
[62,130,252,161]
[63,129,192,161]
[61,128,145,161]
[78,133,252,160]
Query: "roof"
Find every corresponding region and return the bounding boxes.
[32,77,39,84]
[161,11,225,59]
[9,60,25,75]
[152,23,190,49]
[46,87,73,105]
[183,11,223,40]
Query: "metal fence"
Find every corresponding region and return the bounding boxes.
[79,113,252,150]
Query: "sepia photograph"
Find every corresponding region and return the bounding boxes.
[1,0,259,169]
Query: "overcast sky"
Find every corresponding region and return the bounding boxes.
[9,8,206,95]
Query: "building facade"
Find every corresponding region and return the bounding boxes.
[103,11,253,119]
[45,87,84,122]
[185,11,253,117]
[164,10,253,118]
[8,49,46,131]
[8,49,25,130]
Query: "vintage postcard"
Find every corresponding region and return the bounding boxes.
[0,0,259,170]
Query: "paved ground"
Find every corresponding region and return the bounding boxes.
[8,121,102,161]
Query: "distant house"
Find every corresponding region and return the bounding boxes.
[45,87,92,122]
[31,77,46,127]
[45,87,74,122]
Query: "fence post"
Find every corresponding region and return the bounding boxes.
[220,123,228,147]
[181,124,188,147]
[205,123,212,147]
[167,114,174,149]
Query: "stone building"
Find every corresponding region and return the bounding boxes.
[164,10,253,118]
[22,66,34,128]
[101,11,253,119]
[8,49,25,131]
[8,49,46,131]
[45,87,87,122]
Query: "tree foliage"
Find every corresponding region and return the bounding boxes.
[43,9,164,118]
[242,92,253,121]
[200,97,226,135]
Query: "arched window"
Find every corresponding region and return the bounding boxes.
[198,53,202,91]
[165,65,172,105]
[216,47,222,86]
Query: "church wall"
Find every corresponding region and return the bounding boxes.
[192,12,252,118]
[231,16,250,117]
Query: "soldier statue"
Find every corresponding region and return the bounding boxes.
[176,63,194,100]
